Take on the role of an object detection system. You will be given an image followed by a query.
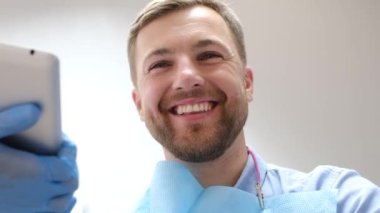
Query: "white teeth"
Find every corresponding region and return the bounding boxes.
[176,102,213,115]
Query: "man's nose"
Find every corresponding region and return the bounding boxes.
[172,59,205,91]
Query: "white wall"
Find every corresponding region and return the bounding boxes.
[234,0,380,186]
[0,0,379,212]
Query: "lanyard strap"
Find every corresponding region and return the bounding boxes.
[247,148,266,209]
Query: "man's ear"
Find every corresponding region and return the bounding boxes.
[244,67,254,102]
[132,89,144,121]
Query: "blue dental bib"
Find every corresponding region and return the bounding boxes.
[135,161,337,213]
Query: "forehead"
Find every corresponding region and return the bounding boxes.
[139,5,230,38]
[135,6,235,62]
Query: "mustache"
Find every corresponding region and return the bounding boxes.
[159,88,226,110]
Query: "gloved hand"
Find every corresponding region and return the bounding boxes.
[0,104,79,213]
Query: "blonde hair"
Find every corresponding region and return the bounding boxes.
[127,0,246,86]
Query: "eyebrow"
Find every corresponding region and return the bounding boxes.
[193,39,230,54]
[145,48,173,60]
[142,48,173,69]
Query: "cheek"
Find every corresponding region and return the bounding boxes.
[141,91,158,113]
[140,82,166,114]
[210,72,246,98]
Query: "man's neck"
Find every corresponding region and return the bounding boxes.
[164,132,248,187]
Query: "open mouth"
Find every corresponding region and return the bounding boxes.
[170,101,217,115]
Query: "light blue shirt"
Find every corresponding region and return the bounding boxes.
[135,151,380,212]
[235,152,380,212]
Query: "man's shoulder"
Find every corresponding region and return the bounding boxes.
[267,163,380,212]
[267,163,374,190]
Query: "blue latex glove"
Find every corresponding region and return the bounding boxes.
[0,104,79,213]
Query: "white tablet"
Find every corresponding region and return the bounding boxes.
[0,43,61,155]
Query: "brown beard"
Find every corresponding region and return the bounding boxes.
[144,88,248,162]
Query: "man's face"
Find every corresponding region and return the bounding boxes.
[132,6,253,162]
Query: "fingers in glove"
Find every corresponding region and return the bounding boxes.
[0,103,41,138]
[45,193,77,213]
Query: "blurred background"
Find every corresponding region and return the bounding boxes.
[0,0,379,212]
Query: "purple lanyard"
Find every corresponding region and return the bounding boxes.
[247,148,266,209]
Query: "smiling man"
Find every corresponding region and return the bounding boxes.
[131,1,252,188]
[128,0,380,212]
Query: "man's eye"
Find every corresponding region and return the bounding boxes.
[197,51,223,61]
[148,61,172,71]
